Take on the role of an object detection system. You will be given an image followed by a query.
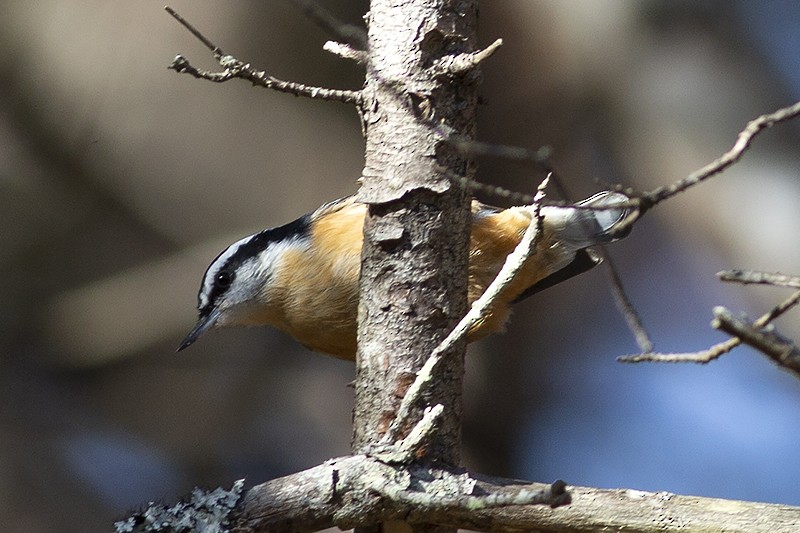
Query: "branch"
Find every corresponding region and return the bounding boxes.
[592,99,800,235]
[116,456,800,533]
[719,269,800,288]
[432,38,504,77]
[288,0,367,51]
[620,284,800,369]
[642,100,800,206]
[239,457,565,532]
[547,167,654,354]
[323,40,367,63]
[601,247,654,353]
[564,101,800,233]
[619,337,741,365]
[233,456,569,532]
[164,6,362,105]
[713,305,800,379]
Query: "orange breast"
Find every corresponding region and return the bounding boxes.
[266,203,561,359]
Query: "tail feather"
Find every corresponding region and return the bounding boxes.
[510,191,632,304]
[542,191,631,248]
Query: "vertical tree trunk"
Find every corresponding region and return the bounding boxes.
[353,0,479,525]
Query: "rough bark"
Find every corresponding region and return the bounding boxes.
[353,0,478,465]
[222,457,799,533]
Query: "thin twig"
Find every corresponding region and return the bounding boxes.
[164,6,218,53]
[641,100,800,208]
[383,176,551,444]
[547,167,653,353]
[444,165,538,205]
[620,288,800,364]
[712,306,800,379]
[528,100,800,236]
[601,249,653,353]
[165,6,363,105]
[288,0,367,51]
[433,38,504,76]
[619,338,741,364]
[718,269,800,288]
[323,41,367,63]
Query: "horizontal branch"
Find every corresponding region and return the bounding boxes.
[618,337,740,365]
[233,456,568,531]
[116,454,800,533]
[719,269,800,288]
[620,280,800,371]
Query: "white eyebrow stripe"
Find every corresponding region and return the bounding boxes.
[198,233,257,309]
[197,233,312,312]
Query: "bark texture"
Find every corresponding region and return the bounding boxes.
[353,0,479,466]
[222,458,799,533]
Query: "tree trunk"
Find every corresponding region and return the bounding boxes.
[354,0,479,529]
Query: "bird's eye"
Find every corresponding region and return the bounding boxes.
[216,270,233,288]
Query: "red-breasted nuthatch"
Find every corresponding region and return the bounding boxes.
[179,192,632,359]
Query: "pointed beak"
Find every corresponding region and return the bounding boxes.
[177,308,220,352]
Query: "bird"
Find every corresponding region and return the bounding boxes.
[179,191,632,359]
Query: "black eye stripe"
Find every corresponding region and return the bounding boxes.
[196,213,312,315]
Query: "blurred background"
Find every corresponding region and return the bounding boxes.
[3,1,800,531]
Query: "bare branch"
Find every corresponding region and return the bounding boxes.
[118,457,800,533]
[719,269,800,288]
[165,6,363,105]
[289,0,367,51]
[433,38,504,76]
[619,338,740,364]
[384,176,549,444]
[601,248,654,353]
[231,456,570,531]
[324,40,368,63]
[639,99,800,208]
[164,6,218,53]
[461,99,800,236]
[444,164,541,205]
[712,306,800,378]
[620,287,800,365]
